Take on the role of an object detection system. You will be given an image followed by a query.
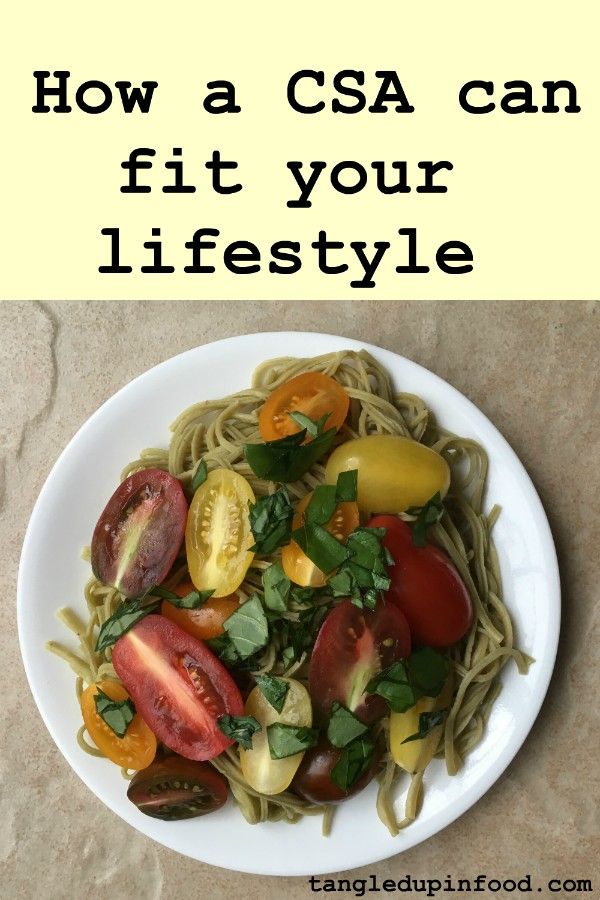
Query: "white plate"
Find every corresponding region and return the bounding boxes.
[17,332,560,876]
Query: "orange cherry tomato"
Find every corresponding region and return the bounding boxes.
[259,372,350,441]
[161,579,240,641]
[80,679,157,769]
[281,491,359,587]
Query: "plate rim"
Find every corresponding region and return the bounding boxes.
[17,330,561,876]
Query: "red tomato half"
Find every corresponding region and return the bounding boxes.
[112,615,243,760]
[369,515,473,648]
[308,599,411,724]
[91,468,187,598]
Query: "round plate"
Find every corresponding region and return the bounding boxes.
[17,332,560,876]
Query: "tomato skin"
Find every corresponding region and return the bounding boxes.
[369,515,473,648]
[308,599,411,724]
[324,435,450,515]
[293,735,383,804]
[127,756,228,820]
[185,469,255,598]
[281,492,359,588]
[91,468,187,598]
[161,579,240,640]
[112,614,244,761]
[80,679,157,770]
[259,371,350,441]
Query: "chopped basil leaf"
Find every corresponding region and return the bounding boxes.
[401,709,448,744]
[366,649,449,713]
[326,702,369,749]
[262,561,292,612]
[407,646,449,697]
[249,487,294,555]
[244,417,336,483]
[291,522,349,574]
[288,410,330,437]
[205,634,242,667]
[217,714,262,750]
[267,723,319,759]
[223,594,269,660]
[95,596,160,652]
[94,687,136,738]
[327,526,391,608]
[164,589,213,609]
[305,483,338,526]
[331,735,375,791]
[277,602,330,670]
[254,673,289,714]
[366,661,416,713]
[335,469,358,503]
[406,492,444,547]
[191,459,208,492]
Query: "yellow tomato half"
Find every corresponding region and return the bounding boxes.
[185,469,255,597]
[80,679,157,769]
[390,674,454,773]
[324,435,450,514]
[281,491,359,587]
[240,678,312,795]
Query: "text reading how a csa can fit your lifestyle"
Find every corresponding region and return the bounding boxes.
[32,70,581,289]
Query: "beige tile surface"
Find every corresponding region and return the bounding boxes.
[1,301,598,899]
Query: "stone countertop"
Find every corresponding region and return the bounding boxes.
[1,301,598,899]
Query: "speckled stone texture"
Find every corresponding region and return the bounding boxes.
[1,301,598,899]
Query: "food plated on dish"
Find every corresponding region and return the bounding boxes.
[47,349,531,835]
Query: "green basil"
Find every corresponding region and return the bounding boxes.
[288,411,331,437]
[262,561,292,612]
[217,714,261,750]
[267,723,319,759]
[254,673,289,714]
[244,414,336,483]
[223,594,269,659]
[191,459,208,492]
[95,597,160,652]
[401,709,448,744]
[305,483,338,526]
[334,469,358,503]
[94,688,136,738]
[151,584,214,609]
[249,487,294,555]
[328,526,391,609]
[366,648,449,713]
[331,735,375,791]
[205,634,241,667]
[326,702,369,749]
[406,492,444,547]
[407,646,449,696]
[291,522,349,574]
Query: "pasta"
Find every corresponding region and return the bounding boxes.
[48,349,529,834]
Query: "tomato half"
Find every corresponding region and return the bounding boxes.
[293,735,383,804]
[127,755,228,820]
[185,469,255,597]
[91,468,187,598]
[259,372,350,441]
[80,679,157,769]
[240,678,312,795]
[112,615,244,760]
[308,599,411,724]
[161,579,240,641]
[370,516,473,648]
[281,492,359,587]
